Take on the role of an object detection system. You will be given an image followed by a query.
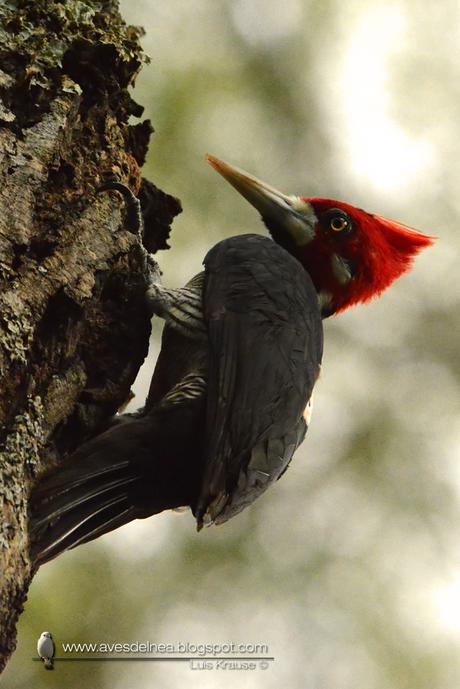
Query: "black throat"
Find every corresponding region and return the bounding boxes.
[262,216,300,259]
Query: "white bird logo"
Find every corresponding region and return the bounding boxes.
[37,631,55,670]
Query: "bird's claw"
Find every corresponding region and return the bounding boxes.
[145,253,162,286]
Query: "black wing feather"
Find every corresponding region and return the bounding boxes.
[195,234,323,526]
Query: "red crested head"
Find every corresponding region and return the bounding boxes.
[207,155,434,316]
[296,198,434,314]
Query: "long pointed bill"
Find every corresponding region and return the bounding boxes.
[206,154,316,246]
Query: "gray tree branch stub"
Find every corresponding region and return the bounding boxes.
[0,0,181,671]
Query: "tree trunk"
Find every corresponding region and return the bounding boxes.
[0,0,180,671]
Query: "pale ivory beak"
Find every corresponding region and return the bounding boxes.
[206,154,316,246]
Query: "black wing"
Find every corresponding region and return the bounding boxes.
[195,234,323,526]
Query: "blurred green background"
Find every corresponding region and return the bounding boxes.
[4,0,460,687]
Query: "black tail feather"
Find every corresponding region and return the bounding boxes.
[33,495,135,566]
[67,503,135,550]
[31,473,138,531]
[32,459,131,503]
[29,403,203,565]
[30,457,141,565]
[29,418,151,565]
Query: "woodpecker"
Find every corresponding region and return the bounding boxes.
[29,160,432,566]
[30,227,322,563]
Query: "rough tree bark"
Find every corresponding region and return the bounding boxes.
[0,0,180,671]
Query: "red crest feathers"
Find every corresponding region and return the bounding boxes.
[300,199,435,313]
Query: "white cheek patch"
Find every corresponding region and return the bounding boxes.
[303,394,314,426]
[285,197,317,246]
[318,290,333,312]
[285,214,314,246]
[288,196,312,213]
[331,253,353,285]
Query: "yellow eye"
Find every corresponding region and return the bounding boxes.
[320,208,354,236]
[330,216,348,232]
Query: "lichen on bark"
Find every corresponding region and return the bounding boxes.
[0,0,181,671]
